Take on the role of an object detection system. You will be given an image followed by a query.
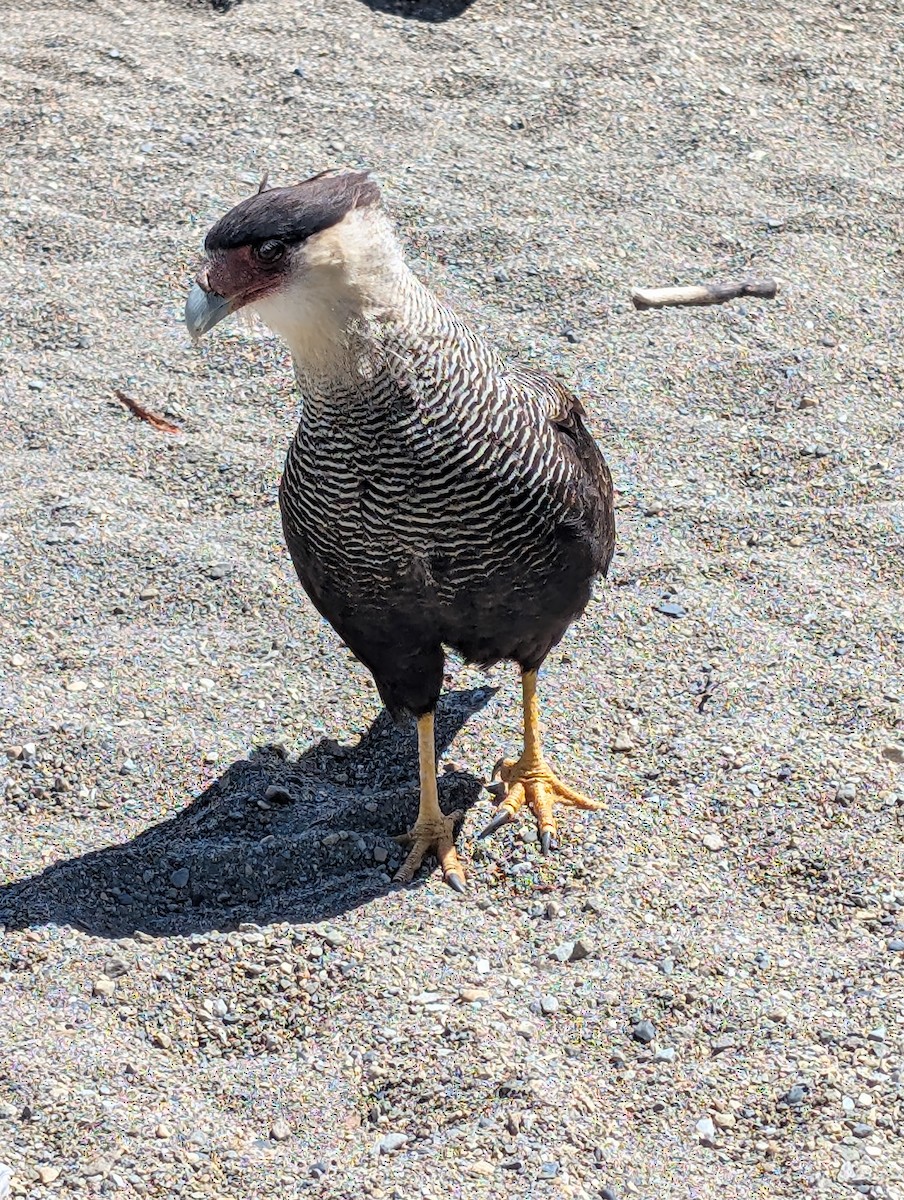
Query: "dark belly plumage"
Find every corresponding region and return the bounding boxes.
[279,353,614,718]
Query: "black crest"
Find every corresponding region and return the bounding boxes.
[205,169,381,253]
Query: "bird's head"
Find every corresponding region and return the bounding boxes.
[185,168,395,350]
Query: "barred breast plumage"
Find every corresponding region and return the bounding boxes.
[276,272,613,717]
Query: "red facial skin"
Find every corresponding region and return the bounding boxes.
[196,246,290,310]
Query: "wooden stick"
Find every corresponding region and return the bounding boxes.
[631,277,778,311]
[114,390,181,434]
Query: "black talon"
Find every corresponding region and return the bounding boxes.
[540,830,554,855]
[479,809,514,839]
[446,871,467,894]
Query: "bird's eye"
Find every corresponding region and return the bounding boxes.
[255,240,285,264]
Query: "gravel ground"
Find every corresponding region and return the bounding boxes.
[1,0,902,1197]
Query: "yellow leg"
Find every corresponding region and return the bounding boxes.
[481,669,600,851]
[393,713,466,892]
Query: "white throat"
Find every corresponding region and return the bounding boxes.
[250,207,413,376]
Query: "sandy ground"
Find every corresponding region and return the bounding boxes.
[1,0,902,1197]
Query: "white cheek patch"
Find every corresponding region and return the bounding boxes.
[249,208,409,370]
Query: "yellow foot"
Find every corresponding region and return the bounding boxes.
[393,809,466,892]
[480,757,600,852]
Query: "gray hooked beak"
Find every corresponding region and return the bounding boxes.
[185,282,233,338]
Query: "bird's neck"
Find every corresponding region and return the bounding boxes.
[253,211,435,394]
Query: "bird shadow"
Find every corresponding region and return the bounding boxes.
[357,0,478,20]
[0,687,496,940]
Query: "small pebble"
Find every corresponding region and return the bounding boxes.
[270,1119,291,1142]
[695,1116,717,1145]
[155,1124,172,1139]
[37,1166,61,1184]
[612,730,635,753]
[92,976,116,997]
[378,1132,408,1153]
[702,832,725,852]
[169,867,189,888]
[458,987,489,1003]
[569,937,593,962]
[539,1161,559,1179]
[317,925,348,948]
[539,994,559,1015]
[653,601,686,619]
[632,1019,656,1044]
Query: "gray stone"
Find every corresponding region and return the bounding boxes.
[270,1119,291,1142]
[317,925,348,948]
[852,1123,873,1139]
[378,1132,408,1153]
[696,1115,716,1145]
[654,601,686,619]
[569,936,593,962]
[539,1161,559,1179]
[631,1019,656,1044]
[170,867,189,888]
[887,938,904,952]
[539,994,559,1015]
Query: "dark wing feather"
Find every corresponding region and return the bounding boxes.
[510,366,616,579]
